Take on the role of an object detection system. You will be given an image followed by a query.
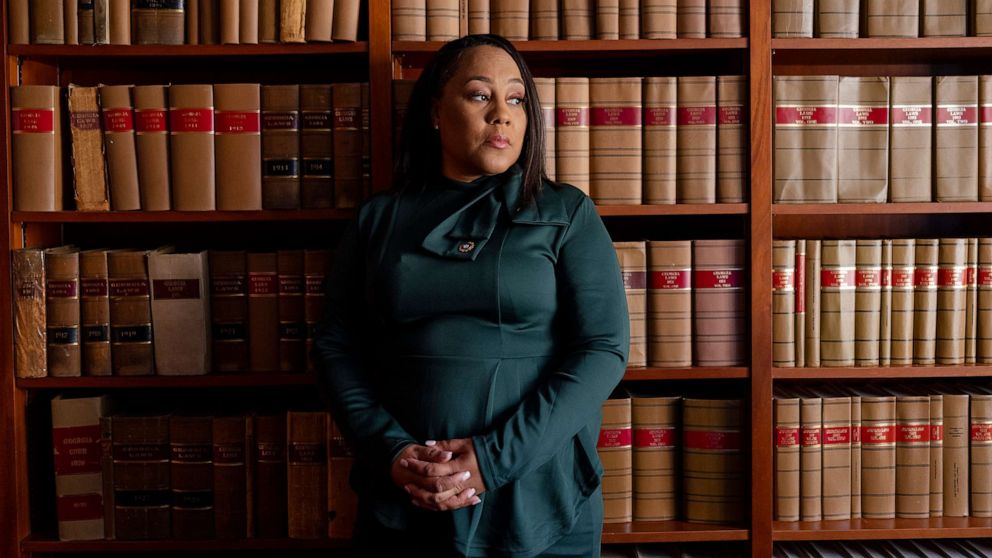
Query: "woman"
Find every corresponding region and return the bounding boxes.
[314,34,629,557]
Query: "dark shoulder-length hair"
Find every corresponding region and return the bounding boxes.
[393,34,550,208]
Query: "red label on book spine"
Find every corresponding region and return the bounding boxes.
[695,269,743,289]
[932,424,944,442]
[893,268,915,289]
[857,268,882,289]
[152,279,201,300]
[135,109,168,133]
[108,279,150,297]
[802,427,821,446]
[897,424,930,443]
[677,106,717,126]
[81,278,108,297]
[57,493,104,522]
[937,106,978,125]
[775,106,837,126]
[968,266,977,286]
[862,425,896,444]
[837,106,889,126]
[591,107,642,126]
[248,273,277,296]
[557,107,590,127]
[980,268,992,287]
[776,427,799,447]
[649,270,691,290]
[103,108,134,132]
[215,111,261,134]
[622,271,647,290]
[821,268,855,288]
[598,427,633,448]
[719,105,743,125]
[881,268,892,288]
[633,427,676,448]
[938,267,967,287]
[644,107,675,126]
[796,254,806,313]
[47,280,79,298]
[684,430,741,450]
[891,106,932,125]
[823,426,851,445]
[972,423,992,443]
[852,424,861,443]
[53,424,102,475]
[12,108,55,133]
[915,267,938,288]
[772,269,795,291]
[170,108,214,133]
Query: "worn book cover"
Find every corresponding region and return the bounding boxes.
[12,85,63,211]
[556,78,591,195]
[199,0,218,43]
[619,0,638,37]
[46,247,82,377]
[133,85,172,211]
[590,78,642,205]
[615,242,647,367]
[693,239,746,366]
[773,75,838,203]
[148,249,210,375]
[837,77,889,203]
[820,240,856,367]
[169,415,213,539]
[68,85,109,211]
[108,250,154,376]
[600,395,633,523]
[32,0,65,43]
[643,77,677,204]
[14,249,47,378]
[132,0,185,44]
[287,411,328,538]
[817,0,858,37]
[10,0,29,44]
[280,0,307,42]
[169,84,216,211]
[914,239,939,365]
[889,77,933,202]
[52,394,109,540]
[262,84,302,210]
[646,241,691,368]
[214,83,262,210]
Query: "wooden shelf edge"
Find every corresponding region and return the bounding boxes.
[599,204,748,216]
[771,37,992,50]
[601,521,749,544]
[772,518,992,541]
[8,43,369,57]
[16,373,317,389]
[624,367,749,380]
[11,210,357,223]
[773,366,992,380]
[394,38,748,54]
[20,536,350,552]
[772,202,992,216]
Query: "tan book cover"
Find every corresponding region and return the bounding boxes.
[301,85,334,209]
[469,0,491,34]
[169,84,216,211]
[677,76,717,204]
[12,85,63,211]
[676,0,704,37]
[982,76,992,200]
[967,238,979,363]
[615,242,647,367]
[13,249,47,378]
[132,0,185,44]
[936,238,968,365]
[562,0,594,39]
[46,248,82,377]
[148,250,210,375]
[80,249,112,376]
[534,78,555,180]
[643,77,677,204]
[169,415,213,540]
[914,239,939,365]
[646,241,692,368]
[556,78,591,195]
[855,240,882,366]
[619,0,638,37]
[248,252,279,372]
[109,0,130,43]
[259,0,278,41]
[51,395,109,541]
[799,396,822,521]
[981,239,992,363]
[978,0,992,35]
[773,75,839,204]
[709,0,743,37]
[133,85,171,211]
[865,0,919,37]
[820,240,856,367]
[100,85,141,211]
[214,83,262,211]
[65,0,79,44]
[492,0,528,40]
[632,393,679,521]
[392,0,426,40]
[262,84,302,210]
[971,393,992,517]
[641,0,676,38]
[837,77,889,203]
[895,394,931,518]
[278,250,306,373]
[890,239,916,365]
[817,0,858,37]
[590,78,642,205]
[287,411,328,538]
[68,85,110,211]
[185,0,199,44]
[935,76,979,202]
[334,83,364,209]
[941,392,969,516]
[851,394,862,518]
[890,76,933,202]
[693,239,746,366]
[596,0,619,39]
[304,249,329,372]
[805,240,821,367]
[820,395,852,520]
[860,394,896,519]
[280,0,307,42]
[922,0,966,36]
[930,395,944,517]
[772,0,812,37]
[682,398,743,524]
[530,0,557,38]
[305,0,335,41]
[331,0,360,41]
[108,250,154,376]
[600,395,633,523]
[32,0,65,43]
[10,0,30,44]
[772,240,797,368]
[210,251,248,372]
[796,240,807,366]
[879,240,893,366]
[773,392,800,521]
[199,0,219,43]
[717,76,746,203]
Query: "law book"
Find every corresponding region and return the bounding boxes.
[682,398,744,524]
[562,0,594,39]
[80,249,112,376]
[327,417,357,537]
[893,393,931,519]
[392,0,426,40]
[641,0,676,38]
[631,393,679,521]
[109,0,130,43]
[556,78,591,195]
[922,0,966,36]
[46,248,82,377]
[14,249,47,378]
[595,0,619,38]
[287,411,328,538]
[209,251,248,372]
[837,77,889,203]
[820,240,856,367]
[108,250,154,376]
[299,85,334,209]
[68,85,110,212]
[805,240,821,367]
[111,415,170,540]
[331,0,360,41]
[277,250,306,373]
[772,240,797,368]
[392,79,415,155]
[774,391,801,521]
[968,238,979,363]
[133,85,171,211]
[646,241,692,368]
[693,239,746,366]
[65,0,78,44]
[491,0,528,40]
[259,0,278,41]
[619,0,637,37]
[590,78,642,205]
[890,239,916,366]
[148,249,210,375]
[851,394,862,518]
[169,84,215,211]
[11,85,63,211]
[360,84,370,200]
[169,415,213,540]
[816,0,858,37]
[970,391,992,517]
[819,393,853,520]
[254,414,287,538]
[643,77,677,204]
[859,393,897,519]
[100,85,141,211]
[978,0,992,35]
[600,394,633,523]
[305,0,334,41]
[333,84,363,209]
[941,392,969,516]
[709,0,742,37]
[133,0,185,44]
[534,78,555,180]
[469,0,491,34]
[261,84,302,210]
[935,76,979,202]
[676,0,704,37]
[186,0,198,43]
[248,252,279,372]
[677,76,716,204]
[879,240,893,366]
[773,75,839,204]
[772,0,812,37]
[936,238,968,365]
[214,83,262,211]
[864,0,918,37]
[930,394,944,517]
[199,0,218,43]
[716,75,746,203]
[795,396,822,521]
[213,416,247,538]
[981,239,992,363]
[304,249,328,372]
[31,0,65,43]
[914,239,940,365]
[981,76,992,201]
[615,242,647,367]
[99,415,114,538]
[855,240,882,367]
[795,240,807,366]
[10,0,30,44]
[52,394,109,541]
[889,76,933,202]
[280,0,307,42]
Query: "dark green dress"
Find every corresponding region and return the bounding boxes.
[314,166,629,557]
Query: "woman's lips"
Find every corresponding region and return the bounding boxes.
[486,135,509,148]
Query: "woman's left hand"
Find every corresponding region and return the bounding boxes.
[401,438,488,511]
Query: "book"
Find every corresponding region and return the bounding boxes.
[941,392,969,516]
[278,250,306,373]
[935,76,979,202]
[677,76,716,204]
[133,85,172,211]
[213,416,247,538]
[199,0,218,43]
[239,0,258,43]
[100,85,141,211]
[819,393,853,520]
[837,77,889,203]
[889,76,933,202]
[254,414,287,537]
[392,0,426,40]
[590,78,642,205]
[860,393,897,519]
[169,84,216,211]
[632,393,679,521]
[133,0,185,44]
[774,391,801,521]
[111,415,171,539]
[392,79,414,154]
[596,0,619,39]
[215,83,262,211]
[65,2,80,43]
[327,417,357,537]
[13,249,47,378]
[556,78,591,195]
[967,238,979,363]
[100,416,114,538]
[333,83,364,209]
[600,394,633,523]
[304,249,329,372]
[562,0,594,39]
[51,394,109,541]
[805,240,821,367]
[709,0,743,37]
[936,238,968,365]
[773,75,839,203]
[169,415,213,539]
[772,0,812,37]
[796,240,807,366]
[331,0,360,41]
[890,239,916,366]
[300,85,334,209]
[864,0,919,37]
[614,242,647,367]
[693,239,746,366]
[67,85,109,211]
[922,0,966,36]
[914,239,939,365]
[851,394,862,518]
[46,247,82,377]
[280,0,307,42]
[534,78,555,180]
[930,394,944,517]
[982,76,992,200]
[816,0,858,37]
[360,84,370,199]
[108,250,154,376]
[717,75,746,203]
[186,0,198,43]
[682,399,743,524]
[643,77,677,204]
[80,249,112,376]
[981,239,992,364]
[148,249,210,375]
[799,396,822,521]
[620,0,638,37]
[287,411,328,538]
[109,0,130,43]
[469,0,491,34]
[262,84,302,210]
[492,0,528,40]
[210,251,248,372]
[894,393,931,518]
[854,240,882,367]
[306,0,335,41]
[772,240,797,368]
[641,0,676,38]
[820,240,856,367]
[11,85,63,211]
[970,391,992,517]
[259,0,278,41]
[646,241,692,368]
[248,252,279,372]
[10,0,29,44]
[879,240,893,366]
[31,0,65,43]
[676,0,704,37]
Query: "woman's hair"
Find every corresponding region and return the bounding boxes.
[393,34,550,207]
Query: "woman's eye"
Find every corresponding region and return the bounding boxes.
[470,92,490,102]
[508,97,525,106]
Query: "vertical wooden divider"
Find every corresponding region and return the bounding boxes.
[369,0,394,193]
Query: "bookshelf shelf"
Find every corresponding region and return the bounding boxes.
[772,37,992,51]
[772,517,992,541]
[7,43,369,58]
[601,521,749,544]
[624,367,749,381]
[773,366,992,380]
[12,210,356,223]
[394,38,748,54]
[772,202,992,216]
[15,373,318,390]
[20,536,350,553]
[598,204,748,217]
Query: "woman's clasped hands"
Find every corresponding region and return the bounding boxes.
[390,438,488,512]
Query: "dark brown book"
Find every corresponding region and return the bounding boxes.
[772,0,812,37]
[914,239,940,365]
[334,83,364,209]
[641,0,676,38]
[10,0,29,44]
[327,417,357,537]
[133,85,171,211]
[935,76,979,202]
[215,83,262,211]
[643,77,677,204]
[80,250,112,376]
[677,76,717,204]
[693,239,746,366]
[219,0,239,43]
[169,84,216,211]
[890,76,933,202]
[186,0,198,43]
[287,411,328,539]
[31,0,65,43]
[13,249,47,378]
[254,414,287,538]
[169,415,213,540]
[199,0,219,43]
[837,77,889,203]
[259,0,277,41]
[304,250,329,372]
[100,415,114,539]
[46,248,82,378]
[865,0,919,37]
[68,85,110,211]
[239,0,259,43]
[248,253,279,372]
[12,85,63,211]
[108,250,154,376]
[301,85,334,209]
[262,85,302,210]
[213,416,247,539]
[717,75,747,203]
[360,84,370,200]
[210,251,248,373]
[277,250,306,373]
[133,0,185,44]
[773,75,838,204]
[100,85,141,211]
[112,415,170,540]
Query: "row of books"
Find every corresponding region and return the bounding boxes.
[773,0,989,38]
[13,247,329,379]
[392,0,745,41]
[774,384,992,522]
[774,75,992,205]
[772,238,991,368]
[603,544,742,558]
[613,240,746,368]
[51,395,354,541]
[11,83,370,213]
[599,394,744,525]
[776,540,992,558]
[10,0,361,45]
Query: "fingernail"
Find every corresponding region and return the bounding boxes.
[443,451,453,459]
[400,459,409,468]
[471,497,482,505]
[425,440,437,446]
[465,488,476,498]
[404,485,413,494]
[461,471,471,481]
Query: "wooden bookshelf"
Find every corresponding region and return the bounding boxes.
[8,43,369,58]
[772,517,992,542]
[601,521,749,544]
[20,536,350,553]
[394,38,748,54]
[624,367,749,381]
[597,204,748,217]
[11,210,357,223]
[772,202,992,215]
[773,366,992,380]
[15,373,319,390]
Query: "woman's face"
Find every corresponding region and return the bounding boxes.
[434,45,528,182]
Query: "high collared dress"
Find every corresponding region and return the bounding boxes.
[314,166,629,557]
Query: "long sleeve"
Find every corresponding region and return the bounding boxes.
[472,194,630,490]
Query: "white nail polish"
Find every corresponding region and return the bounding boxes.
[461,471,471,481]
[466,488,476,498]
[425,440,437,446]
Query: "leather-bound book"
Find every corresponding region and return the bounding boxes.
[600,394,633,523]
[66,2,80,43]
[941,392,969,516]
[469,0,491,34]
[248,253,279,372]
[614,242,647,367]
[930,394,944,517]
[278,250,306,373]
[52,395,109,541]
[641,0,676,38]
[13,249,47,378]
[631,392,679,521]
[837,77,889,203]
[327,417,357,537]
[693,239,746,366]
[287,411,328,538]
[817,0,857,37]
[981,76,992,201]
[879,240,893,366]
[254,414,287,538]
[590,78,642,205]
[392,0,426,40]
[772,75,838,204]
[492,0,528,40]
[970,390,992,517]
[215,83,262,211]
[333,83,363,209]
[112,415,170,540]
[68,85,109,211]
[81,249,112,376]
[865,0,918,37]
[968,238,979,363]
[619,0,636,37]
[891,392,932,519]
[332,0,360,41]
[148,249,210,375]
[31,0,65,43]
[133,0,185,44]
[647,241,691,368]
[210,251,248,372]
[109,0,130,43]
[772,0,812,37]
[717,75,746,203]
[46,247,82,378]
[799,396,822,521]
[221,0,241,43]
[169,84,216,211]
[259,0,277,41]
[859,393,897,519]
[562,0,594,39]
[774,390,800,521]
[301,85,334,209]
[169,415,213,539]
[820,239,856,367]
[677,76,716,204]
[804,240,821,367]
[981,239,992,363]
[534,78,555,180]
[772,240,797,368]
[855,240,882,367]
[556,78,590,195]
[304,249,329,372]
[100,85,141,211]
[979,0,992,35]
[108,250,154,376]
[133,85,171,211]
[819,393,853,520]
[10,0,29,44]
[213,416,247,539]
[595,0,619,39]
[239,0,258,43]
[676,0,704,37]
[850,394,862,517]
[936,238,968,365]
[795,240,807,366]
[890,239,916,365]
[889,76,933,202]
[199,0,219,43]
[306,0,335,41]
[528,0,555,38]
[280,0,306,41]
[922,0,966,36]
[643,77,677,204]
[262,84,301,210]
[914,239,940,365]
[360,84,370,199]
[709,0,743,37]
[12,85,63,211]
[186,0,198,43]
[935,76,979,202]
[682,398,744,524]
[100,416,114,538]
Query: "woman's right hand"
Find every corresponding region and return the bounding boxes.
[390,442,481,511]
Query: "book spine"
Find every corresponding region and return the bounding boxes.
[360,84,370,200]
[693,239,746,366]
[632,396,679,521]
[615,242,647,367]
[14,250,47,378]
[248,253,279,371]
[972,394,992,517]
[66,0,81,43]
[100,85,141,211]
[851,395,862,518]
[805,240,821,367]
[555,78,591,195]
[287,412,328,538]
[800,397,822,521]
[914,239,940,365]
[301,85,334,209]
[865,0,919,37]
[980,76,992,200]
[816,0,858,37]
[262,84,302,210]
[676,76,716,204]
[169,416,214,539]
[641,0,675,38]
[331,0,360,41]
[80,251,112,376]
[943,393,970,516]
[837,77,890,203]
[561,0,593,39]
[709,0,743,37]
[169,84,216,210]
[108,251,154,376]
[277,250,306,373]
[890,76,933,202]
[213,416,247,538]
[468,0,491,33]
[534,78,555,180]
[935,76,979,202]
[820,239,856,367]
[822,397,852,520]
[112,416,170,539]
[32,0,65,43]
[10,0,30,44]
[595,0,619,39]
[279,0,306,41]
[259,0,278,41]
[333,83,363,209]
[647,241,692,367]
[717,75,746,203]
[491,0,528,40]
[879,240,893,366]
[619,0,638,37]
[304,250,329,372]
[861,396,897,519]
[11,86,63,211]
[46,250,82,377]
[891,239,916,365]
[772,75,838,203]
[676,0,704,37]
[109,0,130,43]
[68,85,110,211]
[772,0,812,37]
[930,395,944,517]
[199,0,218,43]
[327,417,357,537]
[795,240,807,366]
[100,416,114,539]
[772,240,797,368]
[392,0,426,40]
[51,396,107,541]
[214,83,262,210]
[922,0,967,36]
[895,395,931,518]
[682,399,744,524]
[855,240,882,367]
[254,414,287,537]
[936,238,969,365]
[133,85,172,211]
[774,396,801,521]
[133,0,185,44]
[149,251,211,375]
[978,0,992,35]
[968,238,979,363]
[600,396,633,523]
[237,0,257,43]
[210,251,249,372]
[980,239,992,363]
[186,0,199,43]
[305,0,335,41]
[643,77,677,204]
[590,78,642,205]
